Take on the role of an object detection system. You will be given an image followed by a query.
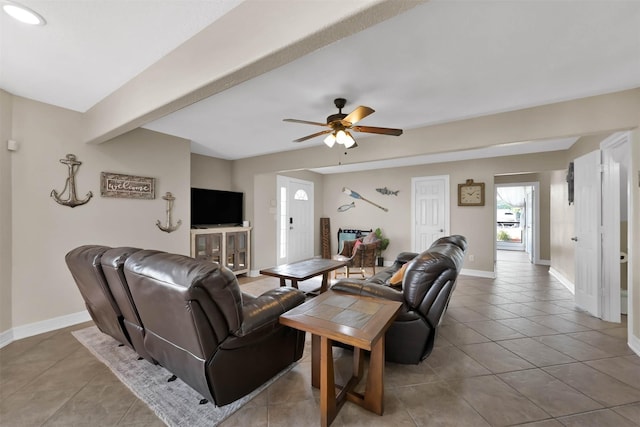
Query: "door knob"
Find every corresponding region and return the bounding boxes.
[571,236,578,241]
[440,229,444,232]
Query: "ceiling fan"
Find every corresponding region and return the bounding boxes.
[283,98,403,148]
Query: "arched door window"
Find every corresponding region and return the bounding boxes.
[294,189,308,200]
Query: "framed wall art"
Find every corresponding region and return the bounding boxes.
[100,172,155,199]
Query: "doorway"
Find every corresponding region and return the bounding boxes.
[276,175,314,265]
[495,183,539,263]
[601,134,630,322]
[572,131,631,324]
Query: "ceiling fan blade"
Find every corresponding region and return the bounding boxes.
[343,106,375,125]
[293,129,332,143]
[283,118,327,127]
[351,125,403,136]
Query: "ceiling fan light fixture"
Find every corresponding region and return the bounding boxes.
[2,1,46,25]
[323,133,336,147]
[342,131,357,148]
[284,98,402,146]
[336,129,349,145]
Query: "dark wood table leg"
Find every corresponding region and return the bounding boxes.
[291,279,299,289]
[311,334,320,388]
[345,337,385,415]
[353,347,364,380]
[320,336,337,427]
[363,335,385,415]
[279,278,286,287]
[320,272,330,293]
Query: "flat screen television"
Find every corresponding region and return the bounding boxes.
[191,188,243,227]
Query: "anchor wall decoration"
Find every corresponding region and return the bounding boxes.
[156,192,182,233]
[50,154,93,208]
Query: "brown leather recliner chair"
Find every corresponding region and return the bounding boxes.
[332,235,466,364]
[65,245,131,348]
[123,250,306,406]
[100,247,154,363]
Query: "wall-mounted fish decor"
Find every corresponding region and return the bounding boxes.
[337,201,355,212]
[376,187,399,196]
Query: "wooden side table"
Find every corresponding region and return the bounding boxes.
[260,258,347,294]
[280,290,402,426]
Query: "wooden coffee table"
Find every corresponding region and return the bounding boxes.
[260,258,347,294]
[280,290,402,426]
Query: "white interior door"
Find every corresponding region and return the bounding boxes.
[601,141,622,322]
[412,175,449,253]
[276,176,314,264]
[601,159,620,321]
[574,150,601,317]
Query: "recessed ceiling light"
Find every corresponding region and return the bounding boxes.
[2,1,46,26]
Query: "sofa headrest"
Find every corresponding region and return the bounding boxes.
[101,247,141,269]
[65,245,113,303]
[425,243,465,272]
[402,245,462,307]
[430,235,468,252]
[124,250,243,332]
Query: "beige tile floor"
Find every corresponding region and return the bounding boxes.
[1,251,639,426]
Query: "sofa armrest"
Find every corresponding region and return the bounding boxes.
[237,287,305,336]
[332,281,404,303]
[331,278,366,287]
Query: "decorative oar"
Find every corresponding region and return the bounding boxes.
[342,187,388,212]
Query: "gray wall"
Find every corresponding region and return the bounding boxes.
[190,153,233,191]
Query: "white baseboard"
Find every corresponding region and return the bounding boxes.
[549,267,575,294]
[629,333,640,357]
[0,328,14,349]
[537,259,551,266]
[460,268,496,279]
[0,310,91,348]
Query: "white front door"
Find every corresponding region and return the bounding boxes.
[412,175,449,253]
[574,150,601,317]
[276,176,314,264]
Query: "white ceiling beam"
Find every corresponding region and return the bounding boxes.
[82,0,424,145]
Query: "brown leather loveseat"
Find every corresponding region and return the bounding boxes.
[332,235,466,364]
[66,245,306,406]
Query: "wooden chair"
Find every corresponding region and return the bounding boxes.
[333,238,381,278]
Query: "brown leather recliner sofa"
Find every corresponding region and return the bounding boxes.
[66,245,132,350]
[66,245,306,406]
[331,235,467,364]
[100,246,154,363]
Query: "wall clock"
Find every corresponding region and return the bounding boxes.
[458,179,485,206]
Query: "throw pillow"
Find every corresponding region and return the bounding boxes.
[352,239,362,256]
[362,232,378,244]
[389,263,408,286]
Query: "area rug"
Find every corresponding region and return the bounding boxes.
[72,326,295,426]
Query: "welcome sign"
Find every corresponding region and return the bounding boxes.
[100,172,155,199]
